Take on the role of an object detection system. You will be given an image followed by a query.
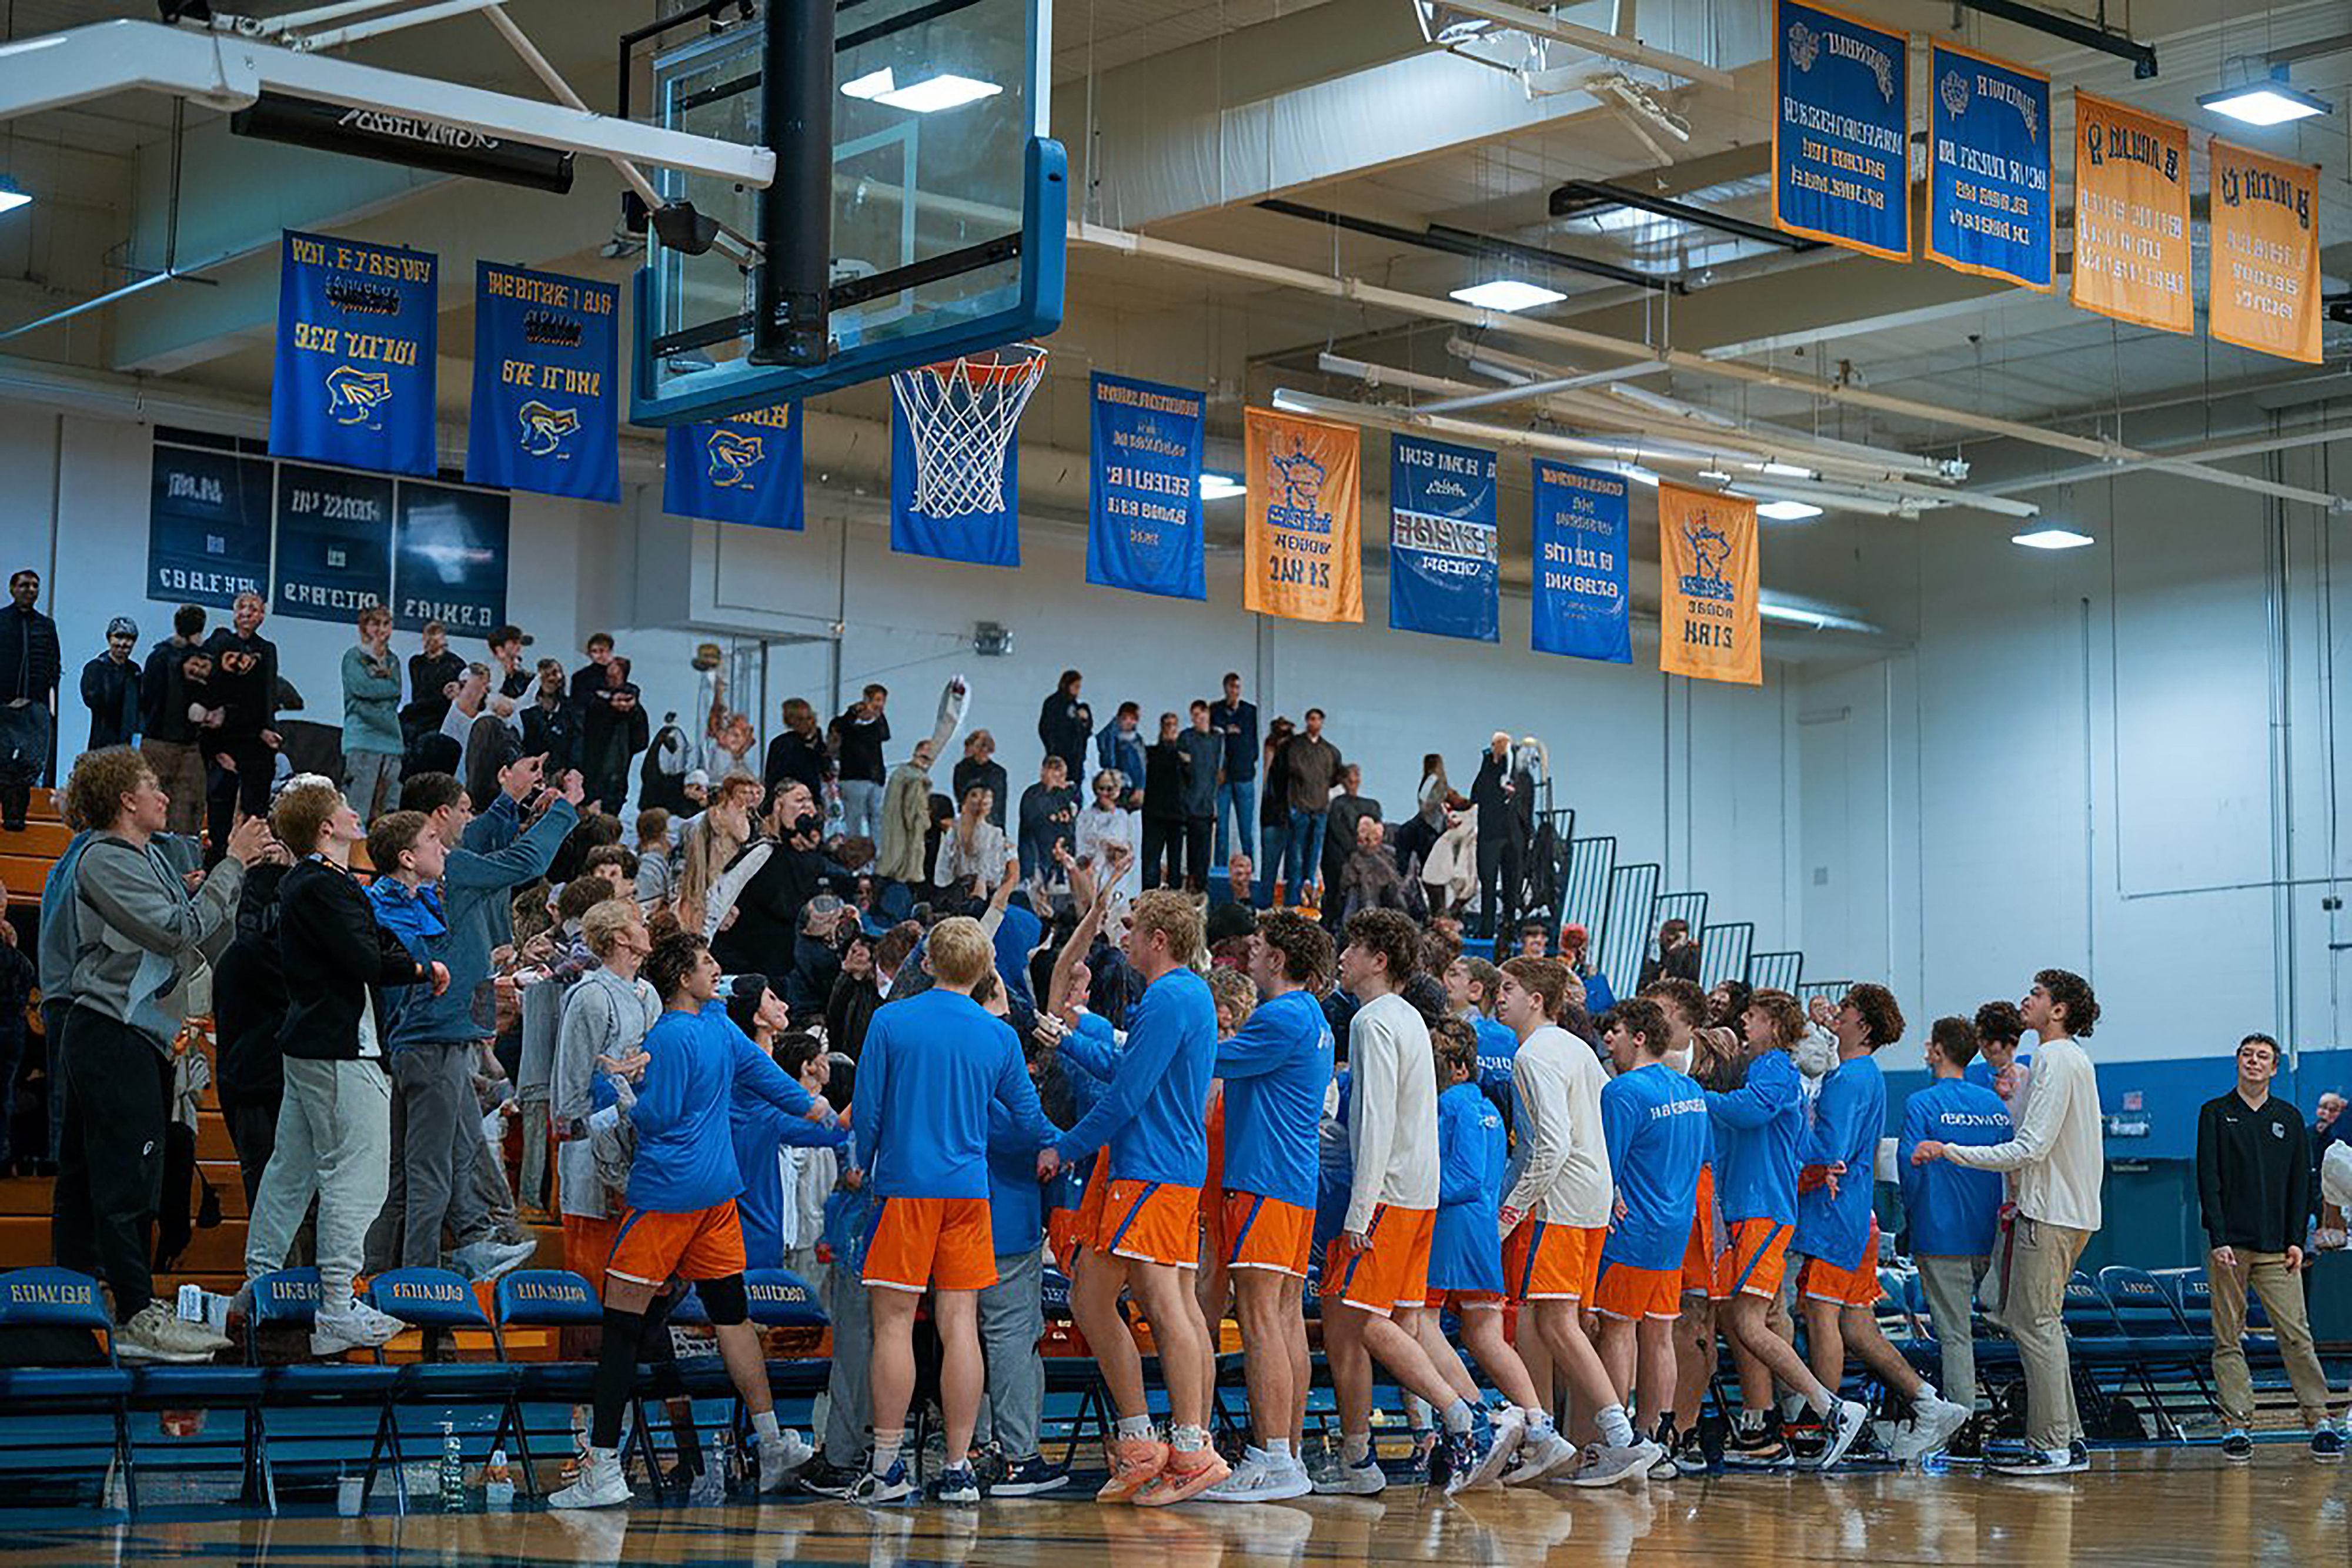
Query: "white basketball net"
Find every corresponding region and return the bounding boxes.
[890,345,1048,519]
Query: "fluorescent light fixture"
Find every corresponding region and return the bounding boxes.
[2198,79,2330,126]
[1199,472,1245,500]
[2012,526,2094,550]
[0,176,27,216]
[841,69,1003,112]
[1448,279,1567,312]
[1757,500,1823,521]
[1758,596,1881,634]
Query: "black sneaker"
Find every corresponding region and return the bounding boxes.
[795,1457,861,1498]
[1724,1414,1795,1469]
[2221,1430,2254,1464]
[1669,1422,1711,1477]
[1943,1417,1986,1463]
[1989,1445,2089,1477]
[2311,1427,2344,1464]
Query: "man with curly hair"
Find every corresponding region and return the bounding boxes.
[1913,968,2104,1477]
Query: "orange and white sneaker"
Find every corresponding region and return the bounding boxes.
[1137,1446,1232,1507]
[1097,1435,1171,1503]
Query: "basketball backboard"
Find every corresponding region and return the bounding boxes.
[632,0,1065,426]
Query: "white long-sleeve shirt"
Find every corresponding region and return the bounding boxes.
[1501,1024,1613,1226]
[1943,1034,2103,1232]
[1344,992,1439,1233]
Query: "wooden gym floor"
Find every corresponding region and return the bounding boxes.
[0,1446,2340,1567]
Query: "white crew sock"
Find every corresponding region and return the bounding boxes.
[750,1409,782,1445]
[1598,1404,1637,1449]
[1440,1399,1476,1435]
[1115,1414,1154,1442]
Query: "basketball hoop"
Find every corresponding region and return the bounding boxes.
[890,343,1048,518]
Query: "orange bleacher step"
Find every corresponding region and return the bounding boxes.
[0,1165,250,1221]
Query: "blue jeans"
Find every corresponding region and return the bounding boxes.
[1255,817,1290,907]
[837,778,882,844]
[1215,778,1256,863]
[1285,808,1326,902]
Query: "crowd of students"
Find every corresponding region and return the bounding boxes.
[9,569,2352,1513]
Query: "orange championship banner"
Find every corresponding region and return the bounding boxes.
[2208,140,2322,365]
[1244,407,1362,624]
[1658,484,1761,687]
[2069,91,2191,335]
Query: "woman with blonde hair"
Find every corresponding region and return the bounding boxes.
[674,776,757,936]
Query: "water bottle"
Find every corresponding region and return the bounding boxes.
[438,1422,466,1513]
[336,1465,365,1517]
[483,1447,516,1511]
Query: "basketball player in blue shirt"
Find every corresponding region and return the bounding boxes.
[1794,985,1972,1466]
[1897,1015,2011,1444]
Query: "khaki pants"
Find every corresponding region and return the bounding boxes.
[1917,1254,1989,1410]
[2209,1249,2337,1430]
[141,737,207,835]
[2007,1215,2090,1452]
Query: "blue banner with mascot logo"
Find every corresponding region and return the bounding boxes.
[271,230,437,477]
[1386,434,1497,642]
[1087,372,1206,601]
[1926,41,2053,291]
[664,404,805,529]
[1530,462,1632,664]
[467,262,620,503]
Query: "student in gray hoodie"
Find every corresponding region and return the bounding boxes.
[45,745,270,1362]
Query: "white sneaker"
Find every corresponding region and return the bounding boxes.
[112,1301,230,1363]
[1887,1396,1973,1465]
[449,1238,539,1282]
[1461,1409,1525,1491]
[1309,1452,1388,1496]
[1813,1399,1872,1472]
[1501,1424,1577,1486]
[550,1448,633,1509]
[1205,1447,1313,1502]
[1569,1440,1663,1489]
[310,1300,406,1356]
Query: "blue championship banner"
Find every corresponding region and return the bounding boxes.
[273,464,394,622]
[1386,434,1497,642]
[1087,373,1206,601]
[1926,42,2052,291]
[1531,461,1631,665]
[148,442,273,609]
[271,230,437,476]
[467,262,620,503]
[1773,0,1911,262]
[392,480,510,634]
[663,404,804,529]
[890,398,1019,569]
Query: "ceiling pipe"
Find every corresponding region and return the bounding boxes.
[1972,422,2352,498]
[1069,220,2348,513]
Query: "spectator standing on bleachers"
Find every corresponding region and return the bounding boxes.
[401,620,465,760]
[1037,669,1091,782]
[579,658,648,815]
[79,617,141,753]
[243,781,445,1353]
[1896,1016,2012,1436]
[952,729,1009,832]
[138,604,209,837]
[340,605,403,824]
[369,763,576,1281]
[2195,1032,2343,1462]
[1210,671,1257,867]
[1281,708,1339,911]
[1912,968,2104,1477]
[1,568,61,831]
[831,682,893,844]
[47,746,265,1361]
[199,591,281,867]
[487,624,533,701]
[519,657,579,778]
[211,851,293,1204]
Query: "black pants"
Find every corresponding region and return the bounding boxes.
[223,1095,279,1208]
[1184,815,1214,891]
[51,1008,173,1320]
[1141,815,1186,890]
[1476,834,1522,940]
[205,737,275,863]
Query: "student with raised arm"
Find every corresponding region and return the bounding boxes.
[1912,968,2104,1478]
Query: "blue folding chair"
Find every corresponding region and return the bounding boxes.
[363,1267,524,1482]
[491,1268,681,1497]
[243,1269,403,1510]
[0,1268,139,1511]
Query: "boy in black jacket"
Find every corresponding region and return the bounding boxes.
[241,777,446,1355]
[201,592,281,865]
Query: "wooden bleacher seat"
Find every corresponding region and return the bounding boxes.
[2,785,67,905]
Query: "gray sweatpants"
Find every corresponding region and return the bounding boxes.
[365,1042,494,1271]
[975,1247,1046,1460]
[245,1058,392,1313]
[822,1257,875,1467]
[1916,1253,1988,1410]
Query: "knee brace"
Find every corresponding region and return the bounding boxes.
[697,1273,749,1326]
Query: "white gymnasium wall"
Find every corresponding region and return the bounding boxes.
[1784,432,2352,1068]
